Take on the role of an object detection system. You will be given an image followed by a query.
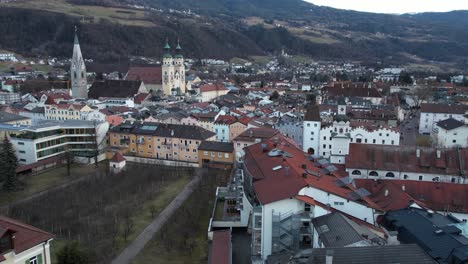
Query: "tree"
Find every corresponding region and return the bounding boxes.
[269,90,280,100]
[1,137,22,191]
[399,72,413,84]
[56,242,89,264]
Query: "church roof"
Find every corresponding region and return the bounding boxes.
[125,66,162,85]
[88,80,143,99]
[74,33,79,45]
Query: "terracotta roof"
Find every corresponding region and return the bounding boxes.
[355,179,468,213]
[110,152,126,163]
[323,82,382,98]
[244,137,381,210]
[0,216,53,254]
[125,66,162,85]
[133,93,150,104]
[420,103,467,114]
[214,115,236,125]
[210,229,231,264]
[200,83,228,93]
[346,144,468,176]
[89,80,143,99]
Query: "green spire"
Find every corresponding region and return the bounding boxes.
[164,37,171,50]
[176,38,182,50]
[74,26,79,45]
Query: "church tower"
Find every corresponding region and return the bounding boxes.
[173,39,186,95]
[162,38,174,96]
[70,27,88,99]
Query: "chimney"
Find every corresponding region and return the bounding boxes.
[402,185,406,192]
[384,189,389,197]
[285,166,289,176]
[436,149,441,159]
[416,148,421,158]
[261,143,267,152]
[326,250,334,264]
[249,130,253,138]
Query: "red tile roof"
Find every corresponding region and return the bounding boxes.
[244,138,381,210]
[110,152,126,163]
[125,66,162,85]
[133,93,150,104]
[0,216,53,254]
[233,127,279,142]
[214,115,236,125]
[346,144,468,176]
[420,103,467,114]
[210,229,231,264]
[355,179,468,214]
[200,83,228,93]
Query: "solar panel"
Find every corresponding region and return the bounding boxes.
[141,125,158,131]
[335,176,352,187]
[348,188,371,201]
[326,165,338,172]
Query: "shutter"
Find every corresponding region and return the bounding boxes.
[37,254,43,264]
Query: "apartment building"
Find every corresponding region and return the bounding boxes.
[419,103,467,134]
[198,141,234,169]
[44,104,93,121]
[10,120,109,165]
[108,121,216,163]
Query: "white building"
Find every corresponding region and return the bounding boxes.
[434,118,468,148]
[302,105,321,155]
[198,83,229,102]
[346,144,467,184]
[0,216,53,264]
[419,103,466,134]
[10,120,109,165]
[243,138,384,262]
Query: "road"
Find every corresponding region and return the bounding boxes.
[399,109,419,146]
[111,173,202,264]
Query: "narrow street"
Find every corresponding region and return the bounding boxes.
[399,109,419,146]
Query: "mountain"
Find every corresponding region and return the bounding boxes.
[1,0,468,68]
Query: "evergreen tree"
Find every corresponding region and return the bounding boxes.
[1,137,22,192]
[57,242,89,264]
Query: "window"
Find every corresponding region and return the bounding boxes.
[204,151,208,155]
[334,202,344,206]
[19,150,25,154]
[148,137,152,141]
[323,144,326,149]
[369,171,378,177]
[237,143,240,147]
[174,152,178,155]
[224,153,229,158]
[323,136,326,140]
[29,255,41,264]
[451,178,456,183]
[382,140,385,144]
[418,176,423,181]
[20,159,26,162]
[379,133,382,136]
[356,138,362,143]
[307,123,310,127]
[218,153,222,157]
[304,203,311,212]
[211,152,215,157]
[351,170,361,175]
[453,140,457,143]
[391,140,394,145]
[373,139,376,144]
[148,145,152,149]
[314,123,317,127]
[385,172,395,178]
[404,174,409,179]
[18,142,24,145]
[365,139,368,143]
[193,149,196,152]
[311,132,314,135]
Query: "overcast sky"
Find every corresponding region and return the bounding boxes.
[307,0,468,14]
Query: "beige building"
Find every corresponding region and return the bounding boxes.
[0,112,32,126]
[198,83,229,102]
[44,104,93,121]
[198,141,234,169]
[109,121,216,163]
[0,216,53,264]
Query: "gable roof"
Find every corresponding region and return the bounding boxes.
[125,66,162,85]
[110,152,126,163]
[234,127,279,142]
[420,103,467,114]
[200,83,228,93]
[0,216,53,254]
[88,80,143,99]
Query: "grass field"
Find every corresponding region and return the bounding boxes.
[132,169,230,264]
[6,163,194,263]
[0,164,99,207]
[1,0,154,27]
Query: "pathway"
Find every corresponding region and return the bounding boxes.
[112,173,202,264]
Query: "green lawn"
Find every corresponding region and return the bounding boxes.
[132,169,230,264]
[0,164,99,207]
[113,174,191,251]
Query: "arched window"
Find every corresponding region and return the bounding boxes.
[385,172,395,178]
[351,170,361,175]
[369,171,379,177]
[74,71,77,79]
[404,174,409,179]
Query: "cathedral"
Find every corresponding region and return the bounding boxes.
[70,28,88,99]
[162,39,186,96]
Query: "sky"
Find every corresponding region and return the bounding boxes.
[307,0,468,14]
